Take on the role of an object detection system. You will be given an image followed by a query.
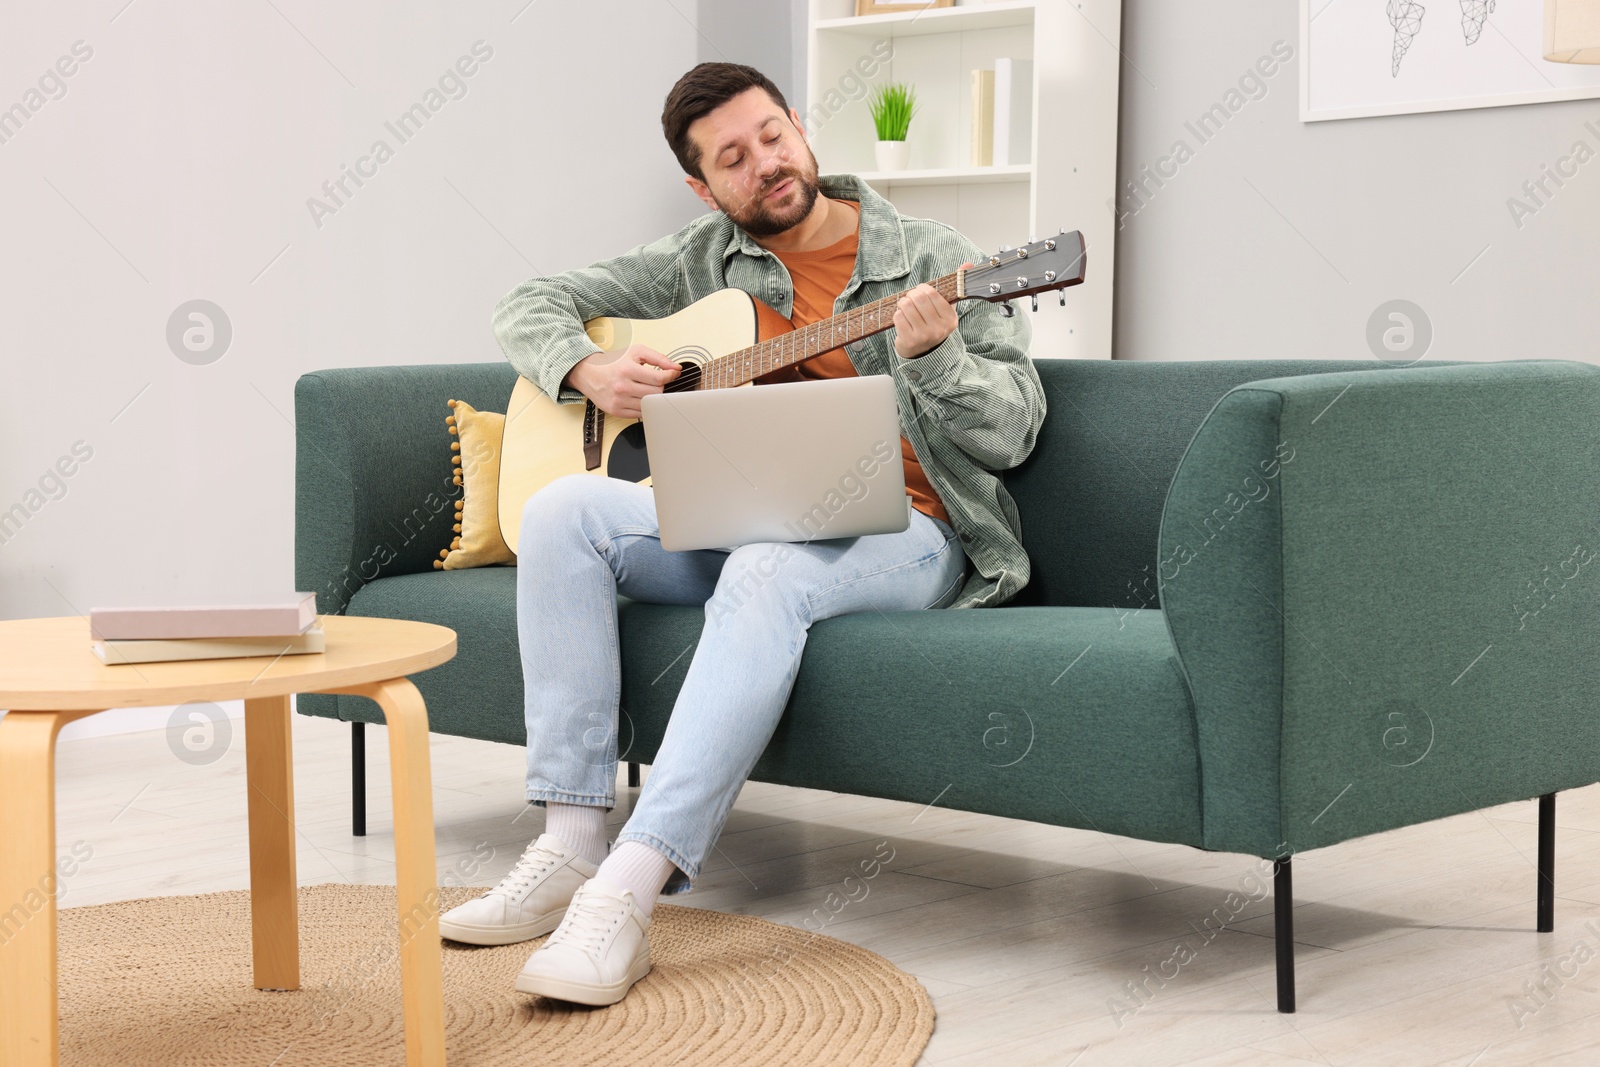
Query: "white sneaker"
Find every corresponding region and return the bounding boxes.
[438,833,599,946]
[513,879,652,1005]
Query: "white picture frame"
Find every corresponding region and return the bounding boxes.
[1300,0,1600,122]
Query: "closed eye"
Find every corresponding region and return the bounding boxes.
[726,135,784,168]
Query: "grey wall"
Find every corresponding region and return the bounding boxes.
[695,0,800,110]
[1111,2,1600,364]
[1,1,711,734]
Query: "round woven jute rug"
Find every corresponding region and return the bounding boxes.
[57,883,934,1066]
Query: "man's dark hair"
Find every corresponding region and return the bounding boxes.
[662,62,789,181]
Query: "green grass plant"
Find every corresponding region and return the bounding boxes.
[868,82,918,141]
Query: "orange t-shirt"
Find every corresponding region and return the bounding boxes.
[755,201,950,528]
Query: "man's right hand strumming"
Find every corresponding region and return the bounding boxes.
[564,345,683,419]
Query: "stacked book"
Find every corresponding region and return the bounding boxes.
[88,593,324,665]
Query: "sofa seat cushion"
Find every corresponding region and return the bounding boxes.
[306,571,1203,850]
[621,601,1204,849]
[301,567,525,742]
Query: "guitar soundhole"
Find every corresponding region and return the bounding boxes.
[671,361,703,391]
[608,422,651,482]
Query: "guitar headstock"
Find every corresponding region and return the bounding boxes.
[961,229,1086,314]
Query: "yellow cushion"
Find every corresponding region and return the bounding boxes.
[436,399,516,570]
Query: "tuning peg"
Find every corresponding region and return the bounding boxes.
[999,245,1012,253]
[1058,291,1066,306]
[1031,294,1039,312]
[999,301,1015,318]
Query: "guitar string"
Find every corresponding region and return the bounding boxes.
[661,271,965,394]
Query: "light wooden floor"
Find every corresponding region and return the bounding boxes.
[49,712,1600,1065]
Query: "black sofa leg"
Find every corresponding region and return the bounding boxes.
[627,762,640,788]
[352,721,367,837]
[1538,792,1556,933]
[1275,856,1295,1013]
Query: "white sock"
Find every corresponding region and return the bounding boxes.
[593,840,677,918]
[543,802,609,867]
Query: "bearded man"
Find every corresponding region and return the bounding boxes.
[445,61,1044,1006]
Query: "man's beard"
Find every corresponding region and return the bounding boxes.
[715,151,822,238]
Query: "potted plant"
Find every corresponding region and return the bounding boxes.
[868,82,918,172]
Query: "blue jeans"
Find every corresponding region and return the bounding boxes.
[517,473,968,895]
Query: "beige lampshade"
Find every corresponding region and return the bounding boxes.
[1546,0,1600,63]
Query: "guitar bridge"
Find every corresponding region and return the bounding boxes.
[582,399,603,471]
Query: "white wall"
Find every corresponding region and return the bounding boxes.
[1,0,710,735]
[1111,1,1600,364]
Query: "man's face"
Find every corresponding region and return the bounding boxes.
[685,87,820,237]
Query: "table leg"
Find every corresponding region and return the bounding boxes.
[245,694,299,990]
[0,710,96,1067]
[323,678,445,1067]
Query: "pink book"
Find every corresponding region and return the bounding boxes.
[89,592,318,641]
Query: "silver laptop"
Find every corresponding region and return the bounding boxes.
[640,375,910,552]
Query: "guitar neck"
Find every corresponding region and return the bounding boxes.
[701,270,963,390]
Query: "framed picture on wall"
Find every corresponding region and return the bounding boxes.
[855,0,953,16]
[1301,0,1600,121]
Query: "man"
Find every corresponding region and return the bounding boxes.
[446,62,1044,1006]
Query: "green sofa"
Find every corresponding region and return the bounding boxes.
[295,356,1600,1012]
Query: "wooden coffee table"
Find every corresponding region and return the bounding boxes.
[0,614,457,1067]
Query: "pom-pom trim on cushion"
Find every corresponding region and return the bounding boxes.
[437,398,516,570]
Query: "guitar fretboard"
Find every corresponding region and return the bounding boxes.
[698,271,962,390]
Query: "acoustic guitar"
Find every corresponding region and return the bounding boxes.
[497,229,1086,546]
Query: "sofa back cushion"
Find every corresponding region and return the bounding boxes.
[1005,359,1459,609]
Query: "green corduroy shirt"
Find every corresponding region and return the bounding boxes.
[491,173,1046,609]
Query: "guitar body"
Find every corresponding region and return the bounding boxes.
[499,288,794,547]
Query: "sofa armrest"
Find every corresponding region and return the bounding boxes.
[294,362,519,616]
[1158,360,1600,857]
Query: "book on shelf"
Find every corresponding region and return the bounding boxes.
[88,592,318,641]
[969,68,994,167]
[993,58,1033,166]
[92,624,327,666]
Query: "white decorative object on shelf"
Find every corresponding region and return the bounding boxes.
[874,140,911,170]
[992,57,1032,165]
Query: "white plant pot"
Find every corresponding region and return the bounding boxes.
[874,140,911,172]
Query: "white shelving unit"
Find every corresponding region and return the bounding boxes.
[816,0,1038,36]
[854,163,1033,186]
[806,0,1122,361]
